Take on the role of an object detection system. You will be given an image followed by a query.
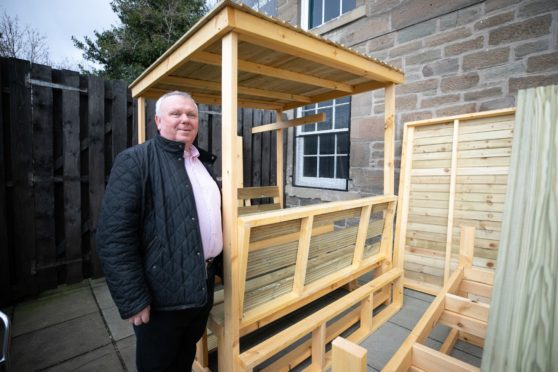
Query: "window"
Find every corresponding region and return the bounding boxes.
[239,0,277,16]
[295,97,351,190]
[307,0,356,29]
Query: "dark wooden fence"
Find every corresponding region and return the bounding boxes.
[0,57,279,306]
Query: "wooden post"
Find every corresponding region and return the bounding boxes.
[221,31,240,372]
[332,337,367,372]
[311,322,326,370]
[276,122,284,207]
[138,96,146,144]
[384,84,395,195]
[444,119,460,284]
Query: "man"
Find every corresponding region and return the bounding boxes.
[96,91,223,371]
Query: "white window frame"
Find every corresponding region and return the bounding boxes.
[294,99,350,190]
[301,0,356,30]
[240,0,277,16]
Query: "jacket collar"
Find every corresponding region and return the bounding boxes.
[154,134,217,164]
[155,134,186,155]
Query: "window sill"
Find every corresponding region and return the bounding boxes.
[286,184,361,202]
[310,5,366,36]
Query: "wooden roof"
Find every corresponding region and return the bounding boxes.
[129,0,404,111]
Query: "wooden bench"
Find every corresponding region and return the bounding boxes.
[195,195,404,371]
[383,226,493,372]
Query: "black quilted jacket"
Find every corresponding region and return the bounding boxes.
[96,134,219,319]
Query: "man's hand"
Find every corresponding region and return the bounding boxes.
[128,305,151,326]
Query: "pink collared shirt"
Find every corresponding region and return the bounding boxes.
[184,145,223,260]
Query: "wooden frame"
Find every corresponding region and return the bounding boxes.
[383,226,494,372]
[129,1,404,371]
[394,108,516,294]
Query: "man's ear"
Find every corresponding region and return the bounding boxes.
[154,115,161,131]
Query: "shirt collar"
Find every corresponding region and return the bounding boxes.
[184,145,200,160]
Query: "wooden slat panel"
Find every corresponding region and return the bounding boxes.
[59,70,83,284]
[0,58,11,305]
[398,110,515,293]
[31,64,57,290]
[88,76,105,277]
[111,80,128,158]
[9,58,37,296]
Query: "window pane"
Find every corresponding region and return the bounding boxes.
[320,134,335,155]
[302,123,315,132]
[261,0,277,16]
[303,157,317,177]
[310,0,322,28]
[336,156,348,179]
[337,96,350,104]
[319,156,334,178]
[336,133,349,154]
[324,0,340,23]
[335,104,350,129]
[318,99,333,108]
[304,136,318,155]
[317,107,332,130]
[342,0,356,13]
[303,103,316,111]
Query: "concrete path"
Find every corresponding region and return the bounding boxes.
[2,280,482,371]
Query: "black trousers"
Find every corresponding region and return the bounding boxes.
[133,270,214,372]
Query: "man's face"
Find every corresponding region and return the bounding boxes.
[155,95,199,147]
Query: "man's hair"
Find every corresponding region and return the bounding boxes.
[155,91,196,116]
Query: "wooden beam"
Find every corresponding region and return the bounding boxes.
[352,205,373,266]
[220,31,239,372]
[439,309,487,339]
[444,119,460,284]
[444,293,490,322]
[231,9,404,84]
[281,81,386,111]
[412,343,480,372]
[293,216,313,294]
[137,97,146,144]
[276,112,284,207]
[251,113,326,134]
[159,75,311,103]
[439,328,459,354]
[459,280,493,299]
[143,88,284,110]
[239,195,397,227]
[405,107,516,128]
[130,6,233,97]
[384,84,395,195]
[190,51,354,92]
[332,337,367,372]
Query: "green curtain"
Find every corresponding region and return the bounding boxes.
[481,85,558,372]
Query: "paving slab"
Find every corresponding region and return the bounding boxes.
[451,346,482,367]
[387,295,431,331]
[12,285,97,337]
[403,288,434,303]
[101,305,134,341]
[11,312,111,371]
[42,344,123,371]
[360,321,411,371]
[116,335,136,372]
[91,280,115,310]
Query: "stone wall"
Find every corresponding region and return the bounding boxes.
[276,0,558,205]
